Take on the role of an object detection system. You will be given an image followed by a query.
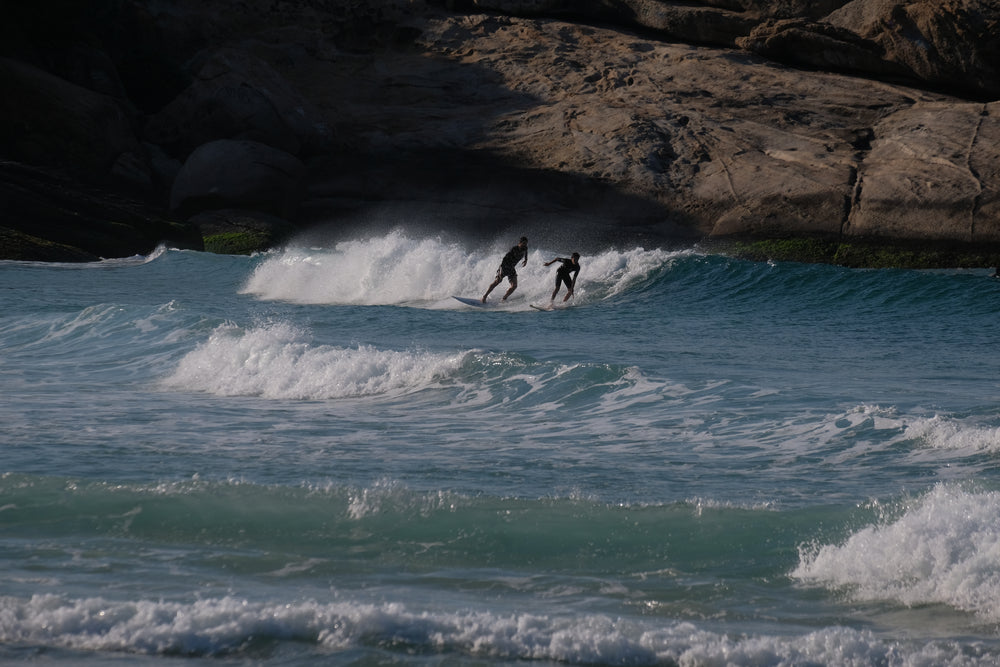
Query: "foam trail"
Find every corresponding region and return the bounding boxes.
[241,230,684,307]
[161,321,469,399]
[793,484,1000,622]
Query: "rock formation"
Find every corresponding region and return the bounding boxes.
[0,0,998,265]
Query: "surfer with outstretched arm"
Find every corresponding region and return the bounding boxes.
[545,252,580,303]
[482,237,528,302]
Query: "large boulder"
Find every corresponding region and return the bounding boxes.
[827,0,1000,99]
[170,139,306,219]
[144,48,332,159]
[297,9,998,256]
[846,101,1000,243]
[333,14,928,239]
[0,57,147,186]
[738,0,1000,100]
[445,0,850,44]
[736,18,915,81]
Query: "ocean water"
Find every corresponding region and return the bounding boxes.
[2,229,999,665]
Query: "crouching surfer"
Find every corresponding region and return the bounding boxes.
[545,252,580,303]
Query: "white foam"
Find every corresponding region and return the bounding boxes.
[240,230,684,307]
[242,231,483,304]
[0,594,990,664]
[793,484,1000,623]
[160,321,469,399]
[345,478,463,520]
[903,415,1000,455]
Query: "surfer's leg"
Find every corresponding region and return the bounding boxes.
[482,271,502,302]
[502,276,518,300]
[552,274,569,301]
[562,277,574,301]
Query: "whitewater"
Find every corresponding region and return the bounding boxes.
[2,230,999,665]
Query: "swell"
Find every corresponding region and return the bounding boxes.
[662,253,1000,319]
[6,473,999,600]
[0,473,819,574]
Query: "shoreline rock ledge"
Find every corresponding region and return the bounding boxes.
[1,0,998,267]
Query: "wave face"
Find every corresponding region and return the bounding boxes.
[2,235,1000,664]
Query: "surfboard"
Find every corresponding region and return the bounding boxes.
[453,296,491,308]
[530,303,556,311]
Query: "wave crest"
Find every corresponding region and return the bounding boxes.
[161,321,468,399]
[793,484,1000,622]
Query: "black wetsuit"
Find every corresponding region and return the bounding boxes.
[498,244,528,279]
[554,257,579,289]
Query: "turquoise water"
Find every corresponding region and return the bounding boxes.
[2,230,999,665]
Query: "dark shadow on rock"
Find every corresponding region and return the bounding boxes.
[0,160,202,261]
[295,147,701,253]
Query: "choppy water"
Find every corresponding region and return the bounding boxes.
[2,230,999,665]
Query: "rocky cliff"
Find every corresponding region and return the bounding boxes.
[1,0,998,265]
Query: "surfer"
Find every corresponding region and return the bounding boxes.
[545,253,580,302]
[482,237,528,302]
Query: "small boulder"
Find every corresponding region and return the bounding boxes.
[190,208,297,255]
[170,139,306,219]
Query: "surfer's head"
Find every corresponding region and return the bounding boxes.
[571,252,580,261]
